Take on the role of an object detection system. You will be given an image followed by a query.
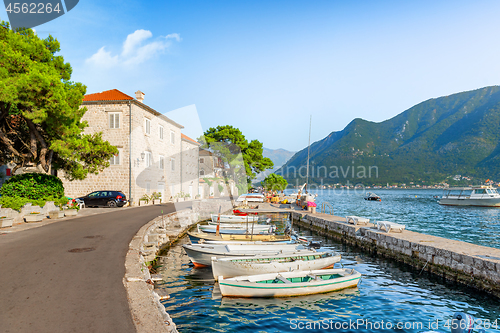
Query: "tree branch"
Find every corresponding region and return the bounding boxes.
[25,119,48,170]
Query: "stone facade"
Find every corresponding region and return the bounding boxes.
[180,135,200,200]
[61,90,193,206]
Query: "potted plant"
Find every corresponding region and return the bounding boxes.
[139,194,151,206]
[151,192,162,204]
[49,209,64,219]
[24,211,45,222]
[0,216,14,228]
[64,200,79,216]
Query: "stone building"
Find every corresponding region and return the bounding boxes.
[60,89,197,205]
[180,134,201,200]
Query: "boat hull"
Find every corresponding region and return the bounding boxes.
[199,224,272,234]
[438,198,500,207]
[212,252,341,280]
[182,243,304,267]
[218,268,361,298]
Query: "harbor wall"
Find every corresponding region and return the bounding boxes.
[124,199,233,333]
[291,212,500,299]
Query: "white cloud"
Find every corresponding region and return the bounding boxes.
[85,30,181,68]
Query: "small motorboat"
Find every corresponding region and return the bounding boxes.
[212,250,341,281]
[218,268,362,297]
[364,192,381,201]
[236,193,265,203]
[182,243,305,267]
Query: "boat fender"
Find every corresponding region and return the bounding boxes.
[266,218,272,224]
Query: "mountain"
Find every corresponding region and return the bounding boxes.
[277,86,500,185]
[254,148,295,183]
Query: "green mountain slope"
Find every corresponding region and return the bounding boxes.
[277,86,500,185]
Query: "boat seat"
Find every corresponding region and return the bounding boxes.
[346,216,370,225]
[376,221,405,233]
[276,274,292,284]
[307,273,321,281]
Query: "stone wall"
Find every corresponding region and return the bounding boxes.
[292,212,500,298]
[61,100,187,205]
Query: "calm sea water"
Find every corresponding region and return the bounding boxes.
[309,189,500,249]
[157,191,500,332]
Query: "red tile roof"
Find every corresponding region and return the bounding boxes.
[181,134,199,145]
[83,89,134,102]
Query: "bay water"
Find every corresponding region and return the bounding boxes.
[157,190,500,332]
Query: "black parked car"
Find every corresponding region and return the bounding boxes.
[77,191,127,208]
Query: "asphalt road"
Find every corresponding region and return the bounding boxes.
[0,202,191,333]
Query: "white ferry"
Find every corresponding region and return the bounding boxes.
[438,186,500,207]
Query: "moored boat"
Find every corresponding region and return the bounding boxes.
[211,214,259,223]
[187,231,292,243]
[438,186,500,207]
[211,250,341,281]
[182,243,306,267]
[218,268,361,297]
[197,224,274,235]
[364,192,381,201]
[236,193,265,202]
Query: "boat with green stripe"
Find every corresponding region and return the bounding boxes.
[218,268,361,297]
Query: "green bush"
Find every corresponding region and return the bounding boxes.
[0,196,68,211]
[0,173,64,200]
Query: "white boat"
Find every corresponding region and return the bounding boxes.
[236,193,265,202]
[187,230,292,243]
[218,268,361,297]
[211,214,259,223]
[197,224,274,235]
[182,243,305,267]
[211,250,341,281]
[438,186,500,207]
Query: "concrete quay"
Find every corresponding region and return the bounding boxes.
[286,210,500,299]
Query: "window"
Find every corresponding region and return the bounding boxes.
[170,130,175,144]
[109,113,120,129]
[159,155,165,169]
[199,157,204,164]
[171,158,175,171]
[145,118,151,135]
[199,170,205,176]
[110,149,121,165]
[145,151,152,167]
[159,125,164,140]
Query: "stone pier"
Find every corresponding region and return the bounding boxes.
[290,211,500,299]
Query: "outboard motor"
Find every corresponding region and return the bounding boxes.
[308,241,322,249]
[451,312,484,333]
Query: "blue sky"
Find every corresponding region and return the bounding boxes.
[3,0,500,151]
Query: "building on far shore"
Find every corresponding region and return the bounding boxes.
[60,89,199,205]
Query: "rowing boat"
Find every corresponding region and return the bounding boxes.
[218,268,361,297]
[187,231,291,243]
[182,243,306,267]
[211,214,259,223]
[211,250,341,281]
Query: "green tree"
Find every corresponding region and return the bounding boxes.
[199,125,273,192]
[0,22,117,180]
[262,173,288,192]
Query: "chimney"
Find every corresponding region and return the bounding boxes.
[135,90,145,103]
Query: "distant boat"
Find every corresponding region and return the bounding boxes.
[211,250,341,281]
[364,192,381,201]
[438,186,500,207]
[236,193,265,202]
[218,268,362,298]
